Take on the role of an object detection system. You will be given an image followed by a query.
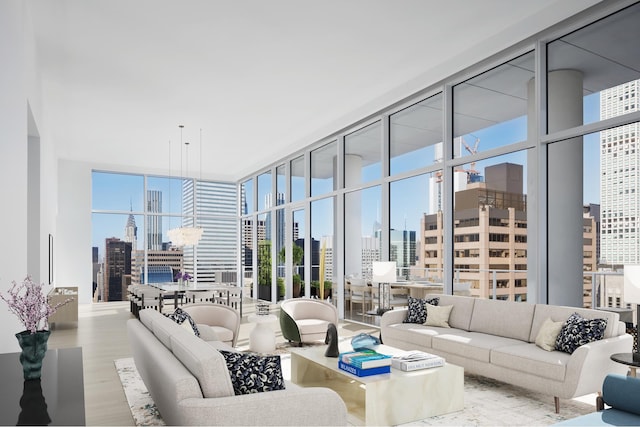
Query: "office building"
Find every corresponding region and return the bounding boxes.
[146,190,163,251]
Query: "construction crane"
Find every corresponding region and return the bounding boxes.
[460,135,480,182]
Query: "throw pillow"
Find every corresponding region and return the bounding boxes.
[404,296,440,324]
[165,308,200,337]
[555,312,607,354]
[218,350,285,395]
[424,303,453,328]
[535,317,564,351]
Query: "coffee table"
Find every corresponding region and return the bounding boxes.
[290,341,464,426]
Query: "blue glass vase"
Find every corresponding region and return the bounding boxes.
[15,330,51,380]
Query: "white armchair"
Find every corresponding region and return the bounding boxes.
[279,298,338,345]
[182,303,241,347]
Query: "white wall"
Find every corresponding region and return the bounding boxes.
[0,1,33,353]
[57,160,93,304]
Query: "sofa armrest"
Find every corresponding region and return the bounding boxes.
[380,308,407,329]
[178,387,347,426]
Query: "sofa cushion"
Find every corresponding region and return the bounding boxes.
[424,303,452,327]
[529,304,620,342]
[169,329,235,398]
[432,330,523,362]
[296,318,331,335]
[403,296,439,324]
[196,324,234,342]
[490,342,569,381]
[470,298,535,342]
[534,318,564,351]
[382,323,440,348]
[437,295,476,330]
[140,309,186,350]
[555,312,607,354]
[218,350,286,395]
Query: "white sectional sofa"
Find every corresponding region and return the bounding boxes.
[380,294,633,412]
[127,308,347,426]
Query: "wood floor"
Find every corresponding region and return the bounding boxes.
[47,300,376,426]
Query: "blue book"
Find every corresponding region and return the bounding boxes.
[338,361,391,377]
[340,350,392,369]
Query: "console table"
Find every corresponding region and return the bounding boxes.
[0,347,85,425]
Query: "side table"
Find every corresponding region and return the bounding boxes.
[248,314,277,353]
[610,352,640,377]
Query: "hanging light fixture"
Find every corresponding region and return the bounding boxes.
[168,124,203,247]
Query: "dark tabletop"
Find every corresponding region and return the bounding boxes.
[610,352,640,367]
[0,347,85,426]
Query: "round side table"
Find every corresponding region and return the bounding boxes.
[248,314,277,353]
[610,352,640,377]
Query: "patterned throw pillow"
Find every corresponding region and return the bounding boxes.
[555,312,607,354]
[218,350,285,395]
[165,308,200,337]
[403,296,439,324]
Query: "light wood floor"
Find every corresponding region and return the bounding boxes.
[47,300,376,426]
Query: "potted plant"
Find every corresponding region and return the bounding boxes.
[0,275,73,379]
[278,243,304,297]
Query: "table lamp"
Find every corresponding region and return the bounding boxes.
[623,265,640,362]
[372,261,396,315]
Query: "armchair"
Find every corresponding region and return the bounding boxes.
[279,298,338,345]
[182,303,241,347]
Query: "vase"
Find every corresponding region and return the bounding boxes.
[15,330,51,380]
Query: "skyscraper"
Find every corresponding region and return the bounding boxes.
[124,211,137,250]
[600,79,639,265]
[147,190,163,250]
[104,237,132,301]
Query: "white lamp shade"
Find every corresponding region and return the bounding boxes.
[624,265,640,303]
[372,261,397,283]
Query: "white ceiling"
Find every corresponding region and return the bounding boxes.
[28,0,602,182]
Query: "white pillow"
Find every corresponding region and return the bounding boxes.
[535,317,564,351]
[424,303,453,328]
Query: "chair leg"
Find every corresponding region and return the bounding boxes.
[554,396,559,414]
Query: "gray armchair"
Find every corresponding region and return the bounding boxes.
[279,298,338,345]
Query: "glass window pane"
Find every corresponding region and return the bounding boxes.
[345,121,381,184]
[291,155,305,202]
[390,94,443,176]
[547,3,640,132]
[391,175,437,280]
[451,151,529,301]
[241,179,254,214]
[311,141,336,197]
[147,176,183,215]
[276,164,286,205]
[92,172,143,211]
[311,197,334,299]
[292,209,305,297]
[257,171,272,211]
[453,52,532,157]
[241,217,254,291]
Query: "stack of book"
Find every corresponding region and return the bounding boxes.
[391,351,445,371]
[338,349,392,377]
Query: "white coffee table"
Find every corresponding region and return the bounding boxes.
[290,341,464,426]
[248,314,277,353]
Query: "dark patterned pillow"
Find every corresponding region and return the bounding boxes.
[403,296,439,324]
[165,308,200,337]
[555,312,607,354]
[218,350,285,395]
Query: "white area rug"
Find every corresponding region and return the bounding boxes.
[115,356,596,426]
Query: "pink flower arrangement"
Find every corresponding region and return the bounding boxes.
[0,275,73,334]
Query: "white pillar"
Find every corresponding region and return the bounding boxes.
[344,155,363,277]
[545,70,584,306]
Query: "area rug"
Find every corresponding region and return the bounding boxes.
[115,356,596,426]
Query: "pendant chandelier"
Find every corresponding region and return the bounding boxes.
[168,125,203,247]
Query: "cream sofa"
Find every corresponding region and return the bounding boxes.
[127,308,347,426]
[380,294,633,412]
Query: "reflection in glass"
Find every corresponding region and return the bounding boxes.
[390,94,443,176]
[450,151,528,301]
[547,2,640,130]
[344,186,381,281]
[311,197,334,299]
[291,156,305,202]
[257,213,272,301]
[17,379,50,426]
[311,141,336,197]
[453,52,532,156]
[345,122,381,184]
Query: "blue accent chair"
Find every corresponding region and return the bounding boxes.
[555,374,640,426]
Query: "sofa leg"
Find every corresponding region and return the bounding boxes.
[554,396,560,414]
